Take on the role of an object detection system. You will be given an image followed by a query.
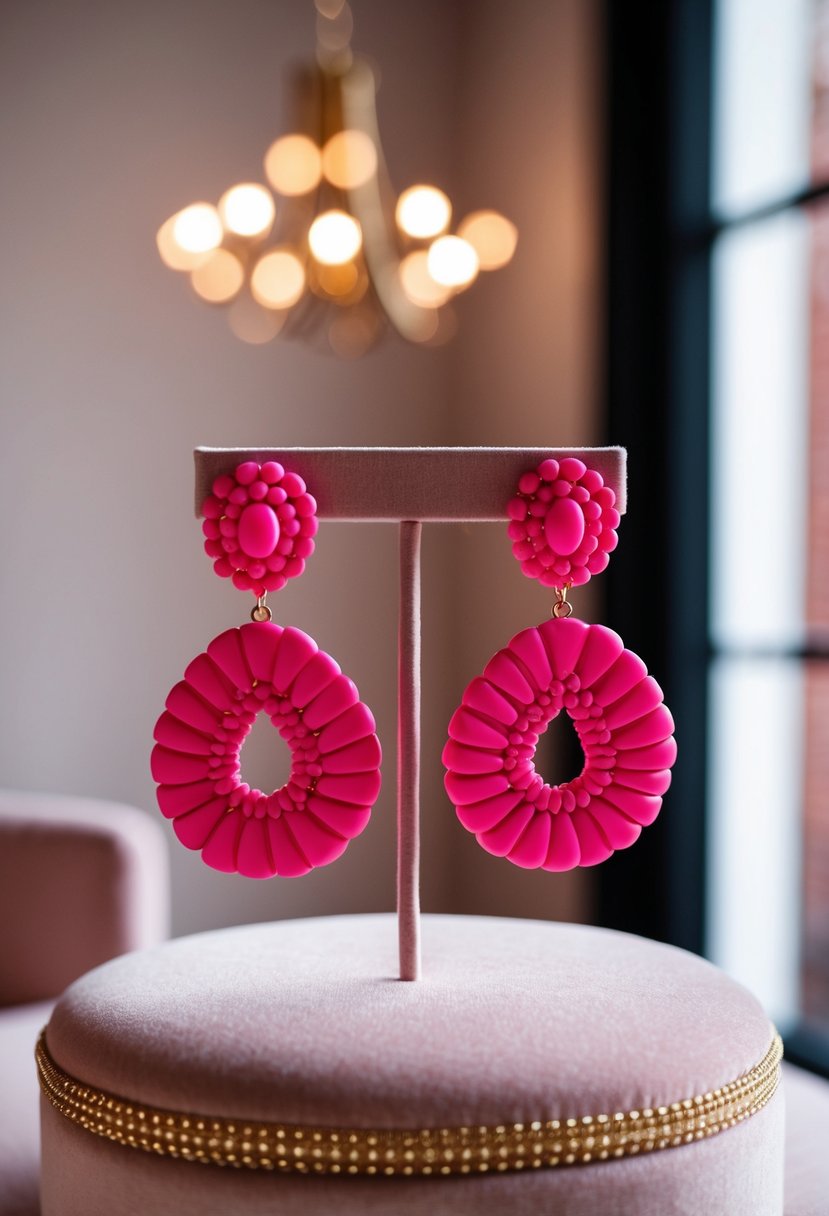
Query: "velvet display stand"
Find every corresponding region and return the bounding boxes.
[193,446,628,982]
[39,449,785,1215]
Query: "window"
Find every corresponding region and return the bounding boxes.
[602,0,829,1076]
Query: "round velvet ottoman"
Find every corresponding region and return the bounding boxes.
[38,914,782,1216]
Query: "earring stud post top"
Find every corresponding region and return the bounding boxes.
[201,460,319,596]
[507,456,620,589]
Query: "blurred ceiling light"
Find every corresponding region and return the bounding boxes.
[219,183,276,237]
[457,210,519,271]
[191,249,245,303]
[427,236,479,288]
[396,186,452,239]
[328,309,380,358]
[322,129,378,189]
[308,210,362,264]
[156,216,211,271]
[399,250,452,308]
[228,295,286,345]
[156,1,516,355]
[264,135,322,196]
[315,260,362,298]
[250,249,306,309]
[172,203,222,254]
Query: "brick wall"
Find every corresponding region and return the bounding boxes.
[802,23,829,1025]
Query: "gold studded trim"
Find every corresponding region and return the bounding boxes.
[36,1029,782,1177]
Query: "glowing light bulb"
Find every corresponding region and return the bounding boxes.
[398,250,452,308]
[427,236,479,288]
[264,135,322,196]
[322,130,377,190]
[250,249,306,310]
[228,295,285,345]
[172,203,223,254]
[315,261,361,298]
[191,249,245,303]
[157,215,210,271]
[457,210,518,271]
[219,183,275,238]
[308,210,362,265]
[396,186,451,239]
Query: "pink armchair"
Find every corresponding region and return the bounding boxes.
[0,791,168,1216]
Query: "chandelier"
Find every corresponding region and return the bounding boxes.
[156,0,517,355]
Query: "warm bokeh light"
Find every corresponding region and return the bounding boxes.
[409,306,441,344]
[427,235,479,288]
[315,261,361,298]
[396,186,451,239]
[264,135,323,196]
[322,130,378,190]
[156,216,211,271]
[398,250,452,308]
[172,203,223,254]
[308,210,362,264]
[227,295,286,345]
[190,249,245,303]
[328,309,379,358]
[457,210,518,271]
[219,183,275,238]
[250,249,306,309]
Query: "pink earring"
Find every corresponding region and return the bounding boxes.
[442,457,676,871]
[151,460,382,878]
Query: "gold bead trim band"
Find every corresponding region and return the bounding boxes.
[36,1029,782,1177]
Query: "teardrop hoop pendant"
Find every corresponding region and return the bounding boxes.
[152,461,382,878]
[443,456,676,871]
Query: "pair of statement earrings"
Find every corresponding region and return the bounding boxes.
[151,458,676,877]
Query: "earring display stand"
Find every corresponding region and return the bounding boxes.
[38,447,784,1215]
[195,446,627,981]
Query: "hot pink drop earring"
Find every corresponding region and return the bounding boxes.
[151,460,382,878]
[442,457,676,871]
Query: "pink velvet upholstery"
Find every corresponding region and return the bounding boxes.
[0,792,169,1006]
[0,1002,52,1216]
[397,521,422,980]
[193,447,628,520]
[42,914,784,1215]
[783,1063,829,1215]
[38,1093,784,1216]
[0,791,169,1216]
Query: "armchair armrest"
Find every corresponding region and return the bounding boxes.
[0,791,169,1006]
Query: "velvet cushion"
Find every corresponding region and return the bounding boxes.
[783,1063,829,1215]
[0,1001,52,1216]
[41,914,783,1215]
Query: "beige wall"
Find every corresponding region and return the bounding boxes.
[0,0,602,936]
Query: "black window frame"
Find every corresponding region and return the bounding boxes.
[600,0,829,1080]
